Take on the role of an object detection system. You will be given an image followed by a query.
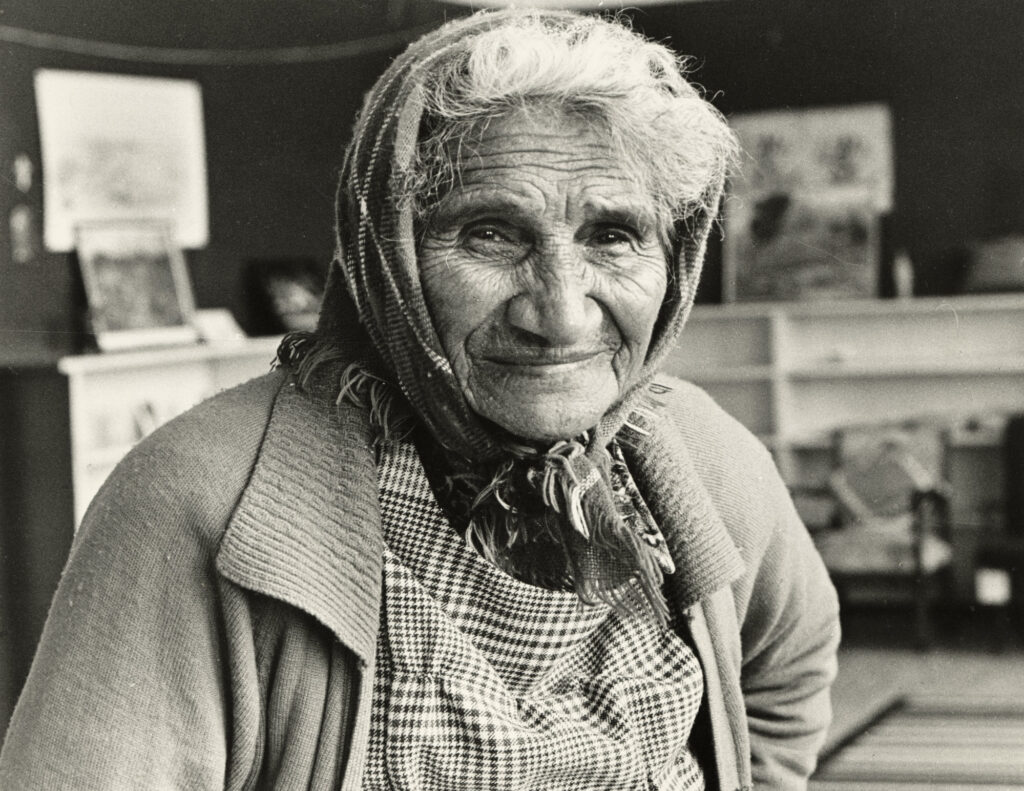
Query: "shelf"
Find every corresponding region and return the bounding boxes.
[690,292,1024,320]
[668,364,774,383]
[678,295,1024,470]
[786,355,1024,379]
[57,336,281,376]
[783,431,1003,451]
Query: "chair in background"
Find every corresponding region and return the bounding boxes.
[812,422,954,649]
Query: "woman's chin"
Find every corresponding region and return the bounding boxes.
[465,359,632,442]
[476,393,614,444]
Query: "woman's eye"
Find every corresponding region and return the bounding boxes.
[466,226,507,243]
[592,226,637,247]
[462,223,526,258]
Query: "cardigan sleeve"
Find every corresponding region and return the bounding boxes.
[0,377,280,789]
[663,379,840,790]
[737,448,840,790]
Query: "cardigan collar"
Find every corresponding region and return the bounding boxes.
[216,378,384,667]
[622,402,746,609]
[215,375,743,666]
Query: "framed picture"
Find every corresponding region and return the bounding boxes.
[244,257,325,335]
[74,220,199,351]
[724,191,881,302]
[36,70,208,251]
[724,103,894,302]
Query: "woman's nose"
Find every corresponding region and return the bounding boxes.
[506,250,601,346]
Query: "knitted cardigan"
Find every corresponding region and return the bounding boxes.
[0,370,839,791]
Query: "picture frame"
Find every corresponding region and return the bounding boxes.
[724,191,881,302]
[724,103,894,302]
[36,70,209,252]
[74,219,199,351]
[244,257,326,335]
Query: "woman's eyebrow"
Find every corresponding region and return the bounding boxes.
[431,190,539,225]
[583,198,658,231]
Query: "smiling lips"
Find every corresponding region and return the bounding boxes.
[482,347,614,369]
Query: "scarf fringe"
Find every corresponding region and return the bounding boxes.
[468,440,670,627]
[278,332,415,445]
[279,341,671,625]
[336,363,416,444]
[574,472,671,626]
[277,331,346,390]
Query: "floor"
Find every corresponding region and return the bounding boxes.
[822,605,1024,755]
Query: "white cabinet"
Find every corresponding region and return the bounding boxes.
[58,337,282,526]
[664,294,1024,537]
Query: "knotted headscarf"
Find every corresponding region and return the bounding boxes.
[280,9,741,621]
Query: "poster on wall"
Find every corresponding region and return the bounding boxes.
[723,103,893,302]
[35,70,209,252]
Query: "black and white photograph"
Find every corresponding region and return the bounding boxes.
[1,1,1023,789]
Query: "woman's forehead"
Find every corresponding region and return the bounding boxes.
[430,182,660,235]
[454,107,610,164]
[434,110,659,226]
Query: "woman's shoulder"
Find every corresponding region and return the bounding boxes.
[651,374,772,471]
[650,374,789,560]
[80,370,290,548]
[150,368,287,455]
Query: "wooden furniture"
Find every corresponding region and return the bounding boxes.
[811,423,954,648]
[663,293,1024,605]
[0,337,280,735]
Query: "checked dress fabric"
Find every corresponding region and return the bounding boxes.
[362,439,706,791]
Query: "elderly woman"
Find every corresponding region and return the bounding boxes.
[0,9,839,791]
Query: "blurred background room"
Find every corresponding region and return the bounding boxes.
[1,0,1023,786]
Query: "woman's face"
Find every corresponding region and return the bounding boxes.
[418,110,669,443]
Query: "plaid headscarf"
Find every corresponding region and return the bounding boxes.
[280,9,738,619]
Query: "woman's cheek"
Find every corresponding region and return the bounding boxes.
[422,255,507,361]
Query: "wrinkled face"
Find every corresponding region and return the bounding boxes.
[418,110,670,443]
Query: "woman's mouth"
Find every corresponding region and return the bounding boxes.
[482,348,614,371]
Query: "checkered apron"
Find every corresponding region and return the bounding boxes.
[363,439,705,790]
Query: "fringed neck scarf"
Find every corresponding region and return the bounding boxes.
[280,10,730,623]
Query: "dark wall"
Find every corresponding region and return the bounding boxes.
[2,0,1023,355]
[630,0,1024,300]
[0,0,461,358]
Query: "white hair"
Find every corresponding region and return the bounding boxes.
[408,11,738,236]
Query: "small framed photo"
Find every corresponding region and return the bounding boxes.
[244,257,325,335]
[74,219,199,351]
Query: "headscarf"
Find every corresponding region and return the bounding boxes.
[279,9,738,621]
